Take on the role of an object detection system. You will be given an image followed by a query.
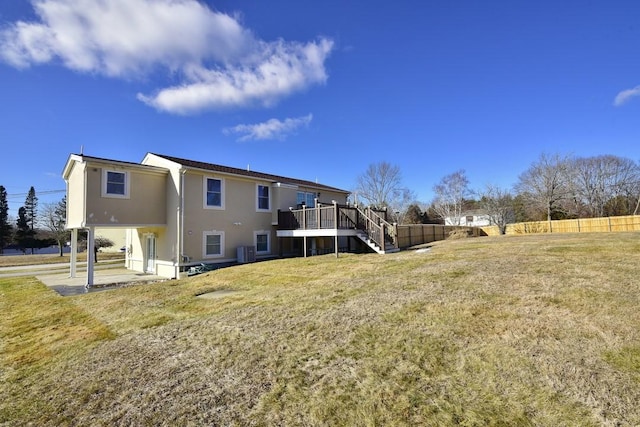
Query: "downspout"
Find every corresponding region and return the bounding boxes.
[178,168,186,278]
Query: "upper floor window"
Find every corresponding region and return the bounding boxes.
[102,170,129,198]
[297,191,316,208]
[204,177,224,209]
[257,185,270,211]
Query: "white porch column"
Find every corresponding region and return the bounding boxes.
[333,201,339,258]
[303,235,307,258]
[86,226,95,287]
[69,228,78,278]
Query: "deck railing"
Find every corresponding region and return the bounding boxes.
[278,203,396,249]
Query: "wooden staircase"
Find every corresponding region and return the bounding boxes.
[354,207,399,254]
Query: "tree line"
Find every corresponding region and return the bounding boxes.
[354,153,640,234]
[0,186,70,255]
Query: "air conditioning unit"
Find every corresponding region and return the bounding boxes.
[237,246,256,263]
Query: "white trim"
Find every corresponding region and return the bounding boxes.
[101,169,130,199]
[203,176,225,210]
[256,184,271,212]
[277,229,359,237]
[203,230,225,258]
[254,230,270,254]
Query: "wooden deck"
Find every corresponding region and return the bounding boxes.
[277,203,483,256]
[277,203,398,254]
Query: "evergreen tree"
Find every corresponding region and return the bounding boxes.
[24,186,38,254]
[404,204,425,224]
[15,207,35,254]
[0,185,12,253]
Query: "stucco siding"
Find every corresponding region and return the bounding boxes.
[180,171,276,262]
[83,166,167,226]
[66,161,86,228]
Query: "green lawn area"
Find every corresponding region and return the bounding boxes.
[1,233,639,425]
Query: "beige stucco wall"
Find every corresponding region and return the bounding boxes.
[95,228,126,253]
[66,161,86,229]
[180,170,276,262]
[82,165,167,227]
[273,184,348,210]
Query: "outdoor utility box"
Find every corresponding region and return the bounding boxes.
[237,246,256,263]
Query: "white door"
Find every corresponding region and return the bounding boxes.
[145,235,156,273]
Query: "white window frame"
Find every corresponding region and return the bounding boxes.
[297,191,316,208]
[256,184,271,212]
[102,169,130,199]
[203,176,225,210]
[203,230,225,258]
[254,230,270,255]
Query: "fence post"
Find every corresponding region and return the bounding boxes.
[394,223,399,249]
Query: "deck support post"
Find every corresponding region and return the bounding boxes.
[86,226,95,288]
[333,201,339,258]
[69,228,78,278]
[303,235,307,258]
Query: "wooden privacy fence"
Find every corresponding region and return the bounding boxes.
[395,224,483,248]
[480,215,640,236]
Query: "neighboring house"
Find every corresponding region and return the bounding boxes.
[63,153,350,284]
[444,210,492,227]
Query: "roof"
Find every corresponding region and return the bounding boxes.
[149,153,350,194]
[62,153,168,179]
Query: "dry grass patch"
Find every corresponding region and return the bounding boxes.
[1,233,640,425]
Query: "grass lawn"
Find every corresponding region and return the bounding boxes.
[1,233,639,425]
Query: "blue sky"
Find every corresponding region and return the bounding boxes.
[1,0,640,217]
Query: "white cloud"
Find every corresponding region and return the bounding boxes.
[614,85,640,107]
[138,39,333,114]
[224,114,313,141]
[0,0,333,113]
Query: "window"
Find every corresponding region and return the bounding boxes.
[254,231,270,254]
[257,185,270,211]
[203,177,224,209]
[297,191,316,208]
[102,170,129,198]
[203,231,224,258]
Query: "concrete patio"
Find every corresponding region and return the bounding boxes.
[35,267,168,296]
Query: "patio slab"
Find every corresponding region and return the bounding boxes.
[36,268,168,296]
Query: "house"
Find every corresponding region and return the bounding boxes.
[444,210,492,227]
[62,153,354,285]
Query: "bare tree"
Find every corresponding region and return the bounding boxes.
[432,170,471,225]
[41,196,68,256]
[515,153,573,221]
[476,184,515,234]
[354,162,415,220]
[567,155,640,217]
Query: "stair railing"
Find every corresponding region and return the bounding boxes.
[355,207,398,250]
